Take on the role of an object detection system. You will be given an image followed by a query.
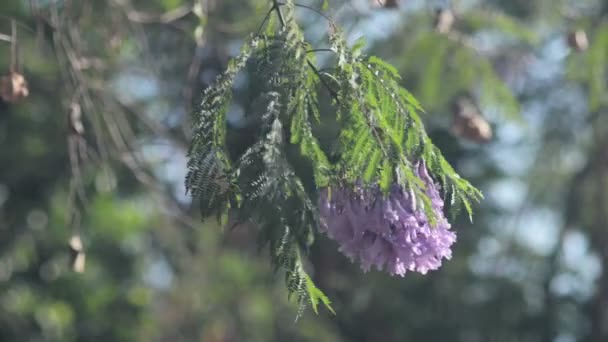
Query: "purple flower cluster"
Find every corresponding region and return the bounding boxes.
[318,162,456,276]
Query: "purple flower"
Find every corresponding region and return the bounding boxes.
[318,161,456,276]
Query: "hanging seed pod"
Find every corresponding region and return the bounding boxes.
[0,71,29,103]
[68,234,86,273]
[434,8,454,34]
[372,0,399,8]
[68,103,85,136]
[450,97,492,143]
[567,30,589,52]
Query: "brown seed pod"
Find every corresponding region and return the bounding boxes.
[68,234,86,273]
[372,0,399,8]
[0,72,29,103]
[68,103,85,136]
[450,97,492,143]
[434,8,455,34]
[567,30,589,52]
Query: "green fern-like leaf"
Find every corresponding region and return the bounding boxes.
[328,27,482,219]
[186,0,483,318]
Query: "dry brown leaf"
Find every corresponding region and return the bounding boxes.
[434,9,455,34]
[0,72,29,103]
[567,30,589,52]
[450,97,492,143]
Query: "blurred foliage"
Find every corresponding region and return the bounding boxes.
[1,0,608,341]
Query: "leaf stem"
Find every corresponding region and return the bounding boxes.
[307,60,339,101]
[271,0,286,26]
[256,6,276,35]
[276,2,332,22]
[270,1,339,102]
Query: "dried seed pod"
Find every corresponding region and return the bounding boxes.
[372,0,399,8]
[450,97,492,143]
[434,8,454,34]
[0,72,29,103]
[567,30,589,52]
[328,22,338,37]
[68,234,86,273]
[68,103,85,136]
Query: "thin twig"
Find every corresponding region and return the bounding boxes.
[10,19,17,72]
[276,2,332,22]
[183,43,204,124]
[112,96,189,151]
[0,14,37,33]
[307,48,334,53]
[68,134,90,209]
[272,0,286,26]
[125,4,193,24]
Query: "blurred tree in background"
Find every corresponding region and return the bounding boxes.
[0,0,607,341]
